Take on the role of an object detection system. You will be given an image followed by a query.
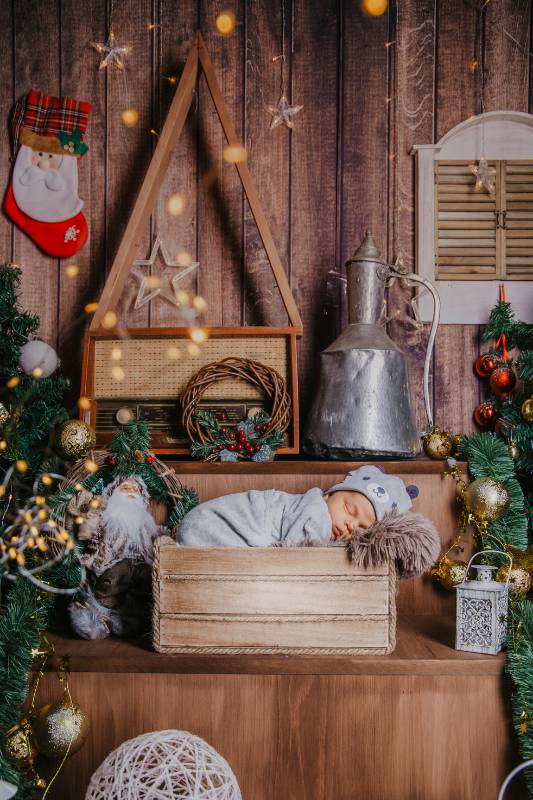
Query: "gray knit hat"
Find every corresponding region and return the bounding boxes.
[324,465,419,521]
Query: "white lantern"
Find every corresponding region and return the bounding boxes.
[455,549,512,655]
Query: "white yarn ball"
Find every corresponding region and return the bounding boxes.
[19,340,59,378]
[85,729,242,800]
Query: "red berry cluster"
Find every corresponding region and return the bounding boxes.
[225,427,262,455]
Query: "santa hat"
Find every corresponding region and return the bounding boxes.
[11,88,91,157]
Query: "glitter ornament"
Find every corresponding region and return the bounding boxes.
[432,556,468,591]
[3,720,38,771]
[422,426,454,460]
[464,477,510,522]
[521,397,533,422]
[56,420,96,460]
[31,701,89,758]
[469,157,496,194]
[496,564,531,598]
[489,365,516,396]
[474,401,497,428]
[474,353,501,378]
[0,402,9,426]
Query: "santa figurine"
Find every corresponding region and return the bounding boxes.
[4,88,91,257]
[68,475,165,639]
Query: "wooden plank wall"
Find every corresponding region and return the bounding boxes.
[0,0,531,433]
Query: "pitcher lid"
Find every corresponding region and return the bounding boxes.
[347,230,384,264]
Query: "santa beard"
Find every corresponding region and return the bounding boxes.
[95,490,160,571]
[12,144,83,222]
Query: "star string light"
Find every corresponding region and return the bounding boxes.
[267,0,302,130]
[91,31,132,71]
[131,236,199,314]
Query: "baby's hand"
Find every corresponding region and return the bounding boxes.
[330,527,353,542]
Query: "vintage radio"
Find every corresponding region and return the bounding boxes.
[80,34,302,455]
[80,327,299,454]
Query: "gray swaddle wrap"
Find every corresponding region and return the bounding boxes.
[177,487,332,548]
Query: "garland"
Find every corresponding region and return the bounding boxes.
[461,434,532,795]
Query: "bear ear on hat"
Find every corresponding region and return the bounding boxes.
[406,485,419,500]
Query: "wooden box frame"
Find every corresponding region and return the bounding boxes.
[153,539,397,655]
[81,33,302,454]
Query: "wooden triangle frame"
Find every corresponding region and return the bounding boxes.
[90,31,302,333]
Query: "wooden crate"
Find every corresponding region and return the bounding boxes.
[152,538,397,655]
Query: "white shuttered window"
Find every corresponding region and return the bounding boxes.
[435,160,533,280]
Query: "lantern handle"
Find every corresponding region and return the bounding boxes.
[459,549,513,587]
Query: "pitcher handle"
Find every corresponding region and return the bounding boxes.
[387,266,440,433]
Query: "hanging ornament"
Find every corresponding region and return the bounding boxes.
[0,402,9,426]
[474,353,501,378]
[56,419,96,460]
[19,340,59,378]
[474,401,497,428]
[521,397,533,422]
[464,477,510,522]
[469,157,496,195]
[431,555,468,591]
[489,365,516,396]
[267,0,302,131]
[422,426,454,460]
[3,719,39,771]
[31,700,89,758]
[91,31,132,71]
[496,564,531,598]
[508,441,521,461]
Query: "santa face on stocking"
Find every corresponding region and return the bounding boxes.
[4,89,91,257]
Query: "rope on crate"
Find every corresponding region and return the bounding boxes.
[180,356,292,444]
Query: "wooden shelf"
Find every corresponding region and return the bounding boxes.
[46,615,503,676]
[164,458,465,475]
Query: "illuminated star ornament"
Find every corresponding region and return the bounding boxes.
[267,93,303,130]
[91,31,132,71]
[469,157,496,195]
[131,237,199,317]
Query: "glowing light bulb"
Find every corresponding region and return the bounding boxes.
[166,193,185,216]
[176,250,193,266]
[192,295,207,311]
[84,302,98,314]
[112,365,125,382]
[121,108,139,127]
[362,0,388,16]
[189,327,208,344]
[78,396,92,410]
[223,144,247,163]
[7,377,19,389]
[102,310,118,329]
[111,347,122,361]
[166,347,181,360]
[65,264,79,278]
[216,10,236,35]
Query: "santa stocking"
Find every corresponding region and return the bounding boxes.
[4,89,91,258]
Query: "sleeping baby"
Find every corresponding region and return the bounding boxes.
[177,465,419,548]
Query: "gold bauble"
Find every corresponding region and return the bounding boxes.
[508,441,521,461]
[496,565,532,598]
[3,719,38,770]
[0,401,9,426]
[55,420,96,461]
[464,477,510,521]
[521,397,533,422]
[435,557,468,591]
[31,701,89,758]
[505,544,533,573]
[422,426,454,460]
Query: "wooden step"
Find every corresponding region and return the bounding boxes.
[46,615,503,676]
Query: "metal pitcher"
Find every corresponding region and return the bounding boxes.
[303,230,440,459]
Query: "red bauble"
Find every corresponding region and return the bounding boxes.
[474,402,498,428]
[106,456,117,466]
[489,365,516,396]
[475,353,501,378]
[145,454,154,464]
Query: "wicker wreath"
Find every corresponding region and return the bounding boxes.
[180,357,292,444]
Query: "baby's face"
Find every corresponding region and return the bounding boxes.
[325,490,376,541]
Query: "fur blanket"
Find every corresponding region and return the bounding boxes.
[348,511,440,578]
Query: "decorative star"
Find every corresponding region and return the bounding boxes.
[91,32,132,71]
[131,237,199,314]
[267,93,303,130]
[469,157,496,195]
